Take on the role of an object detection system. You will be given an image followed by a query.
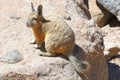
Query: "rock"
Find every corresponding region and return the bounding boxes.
[0,0,115,80]
[96,0,120,27]
[108,61,120,80]
[0,57,82,80]
[101,26,120,60]
[2,72,26,80]
[66,0,88,21]
[10,15,21,20]
[7,13,21,20]
[117,16,120,21]
[72,19,108,80]
[0,49,23,64]
[96,0,120,19]
[1,72,37,80]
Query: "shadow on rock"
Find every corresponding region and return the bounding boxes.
[108,55,120,61]
[72,44,86,60]
[108,61,120,80]
[39,43,87,61]
[109,16,120,27]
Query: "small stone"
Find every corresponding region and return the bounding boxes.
[63,12,71,20]
[0,49,23,64]
[10,15,21,20]
[7,13,21,20]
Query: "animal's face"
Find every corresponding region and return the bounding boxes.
[26,3,49,28]
[26,3,43,28]
[26,11,39,28]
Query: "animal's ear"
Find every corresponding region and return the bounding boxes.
[37,5,43,15]
[42,18,50,23]
[39,16,50,23]
[31,2,35,12]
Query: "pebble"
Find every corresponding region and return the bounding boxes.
[0,49,24,64]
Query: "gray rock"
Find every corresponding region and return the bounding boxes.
[66,0,88,21]
[101,26,120,60]
[7,13,21,20]
[73,19,108,80]
[0,49,23,64]
[10,15,21,20]
[96,0,120,20]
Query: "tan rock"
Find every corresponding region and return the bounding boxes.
[72,20,108,80]
[101,26,120,60]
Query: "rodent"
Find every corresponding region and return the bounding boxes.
[26,3,90,74]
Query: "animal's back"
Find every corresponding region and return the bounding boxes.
[43,16,75,54]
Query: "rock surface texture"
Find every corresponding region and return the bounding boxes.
[96,0,120,27]
[0,0,119,80]
[0,49,23,64]
[96,0,120,19]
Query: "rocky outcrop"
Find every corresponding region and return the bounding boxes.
[2,0,120,80]
[72,20,108,80]
[101,26,120,60]
[66,0,91,20]
[96,0,120,20]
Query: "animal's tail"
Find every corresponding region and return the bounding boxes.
[68,54,90,74]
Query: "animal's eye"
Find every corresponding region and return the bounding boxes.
[33,18,38,20]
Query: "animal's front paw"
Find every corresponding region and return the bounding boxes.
[39,52,55,57]
[33,44,39,49]
[39,52,45,56]
[30,39,36,44]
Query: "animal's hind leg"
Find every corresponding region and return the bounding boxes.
[38,42,55,57]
